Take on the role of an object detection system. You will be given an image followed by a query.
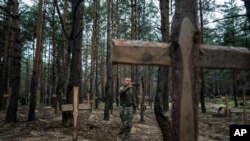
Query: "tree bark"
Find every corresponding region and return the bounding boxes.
[94,0,100,109]
[140,76,145,123]
[28,0,44,121]
[155,68,171,140]
[63,0,83,127]
[170,0,200,141]
[55,0,68,111]
[104,0,113,120]
[90,0,100,108]
[199,0,206,114]
[232,70,238,107]
[158,0,170,113]
[130,0,140,112]
[155,0,171,135]
[0,0,11,111]
[50,0,57,108]
[5,0,21,123]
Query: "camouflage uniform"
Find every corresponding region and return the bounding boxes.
[118,84,135,140]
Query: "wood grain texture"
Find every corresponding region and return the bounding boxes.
[178,17,196,141]
[199,45,250,69]
[61,103,91,111]
[73,87,79,141]
[111,39,250,69]
[111,39,171,66]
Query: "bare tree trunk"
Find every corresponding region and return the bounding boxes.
[199,0,206,114]
[90,0,100,109]
[63,0,83,127]
[24,59,30,105]
[140,76,145,123]
[0,0,11,111]
[104,0,113,120]
[232,70,238,107]
[101,45,106,100]
[95,0,100,109]
[55,0,68,111]
[130,0,139,112]
[5,0,22,123]
[50,0,57,108]
[155,68,171,140]
[155,0,171,140]
[28,0,44,121]
[112,0,120,108]
[170,0,200,141]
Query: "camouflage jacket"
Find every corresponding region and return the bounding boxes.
[119,84,135,107]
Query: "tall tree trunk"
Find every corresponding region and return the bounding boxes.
[114,0,120,107]
[140,76,145,123]
[90,0,100,108]
[131,0,139,112]
[170,0,199,141]
[5,0,22,123]
[104,0,113,120]
[155,0,171,140]
[24,59,30,105]
[101,48,106,101]
[0,0,11,111]
[158,0,170,112]
[232,70,238,107]
[55,0,68,111]
[199,0,206,114]
[63,0,83,127]
[50,0,57,108]
[94,0,100,109]
[28,0,44,121]
[155,67,171,140]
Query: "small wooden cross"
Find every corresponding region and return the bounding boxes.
[61,87,92,141]
[111,19,250,141]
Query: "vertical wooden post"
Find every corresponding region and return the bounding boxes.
[72,87,79,141]
[87,93,90,105]
[225,93,229,117]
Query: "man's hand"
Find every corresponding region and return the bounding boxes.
[127,83,134,88]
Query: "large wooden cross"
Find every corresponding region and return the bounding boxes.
[111,20,250,141]
[111,40,250,69]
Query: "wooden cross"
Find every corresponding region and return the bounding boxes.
[111,40,250,69]
[61,87,92,141]
[111,19,250,141]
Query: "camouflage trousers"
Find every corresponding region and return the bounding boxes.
[119,106,133,138]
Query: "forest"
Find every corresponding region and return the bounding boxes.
[0,0,250,141]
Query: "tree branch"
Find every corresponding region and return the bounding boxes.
[70,0,85,39]
[53,0,70,39]
[212,14,249,23]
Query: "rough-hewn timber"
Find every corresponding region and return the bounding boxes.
[111,39,250,69]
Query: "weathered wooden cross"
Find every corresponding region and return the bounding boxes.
[61,87,93,141]
[111,18,250,141]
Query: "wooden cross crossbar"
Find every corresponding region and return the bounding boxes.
[111,39,250,69]
[61,92,92,112]
[61,87,92,141]
[111,23,249,141]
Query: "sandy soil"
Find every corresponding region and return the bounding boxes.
[0,102,249,141]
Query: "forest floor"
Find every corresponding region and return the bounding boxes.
[0,100,250,141]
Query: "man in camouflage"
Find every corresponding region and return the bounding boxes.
[118,77,136,140]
